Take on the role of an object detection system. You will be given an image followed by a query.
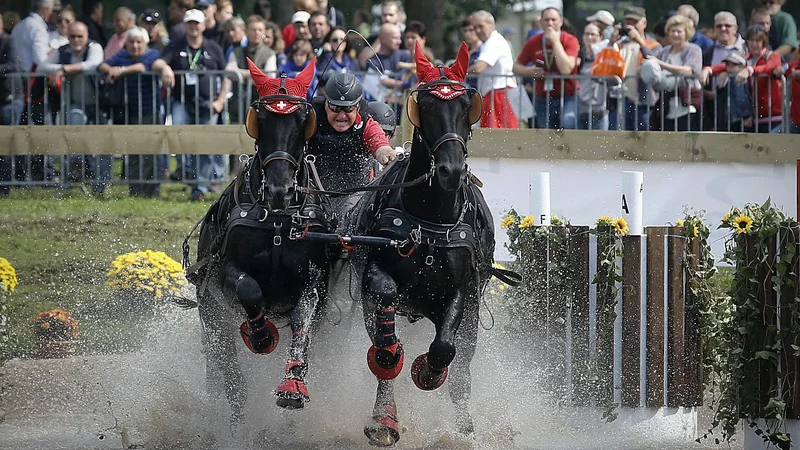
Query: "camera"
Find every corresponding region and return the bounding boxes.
[622,26,634,37]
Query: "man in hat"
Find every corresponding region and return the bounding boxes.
[291,10,313,44]
[608,6,661,131]
[586,9,614,52]
[139,9,168,52]
[153,8,228,201]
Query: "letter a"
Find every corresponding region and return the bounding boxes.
[622,194,630,214]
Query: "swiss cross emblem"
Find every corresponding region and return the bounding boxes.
[441,86,451,94]
[264,99,301,114]
[275,101,287,110]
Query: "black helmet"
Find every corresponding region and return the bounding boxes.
[368,101,396,134]
[325,73,363,107]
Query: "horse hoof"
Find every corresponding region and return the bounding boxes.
[365,405,400,447]
[239,319,279,354]
[411,353,448,391]
[274,378,309,410]
[367,342,404,380]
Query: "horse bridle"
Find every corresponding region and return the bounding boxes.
[410,78,477,156]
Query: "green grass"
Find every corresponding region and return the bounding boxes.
[0,184,215,361]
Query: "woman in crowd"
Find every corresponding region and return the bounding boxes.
[318,26,357,76]
[49,5,75,51]
[280,40,317,99]
[644,14,703,131]
[577,23,608,130]
[264,21,287,69]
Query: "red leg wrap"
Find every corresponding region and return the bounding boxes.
[239,319,279,354]
[367,341,404,380]
[365,404,400,447]
[411,353,448,391]
[274,378,309,402]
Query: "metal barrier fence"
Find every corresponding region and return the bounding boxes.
[0,69,796,193]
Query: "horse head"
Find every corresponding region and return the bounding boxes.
[407,42,483,192]
[245,57,317,210]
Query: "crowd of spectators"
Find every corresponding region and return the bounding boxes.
[0,0,798,198]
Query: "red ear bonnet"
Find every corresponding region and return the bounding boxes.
[247,57,316,98]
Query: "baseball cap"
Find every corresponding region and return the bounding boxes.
[724,52,747,65]
[291,11,311,24]
[140,9,161,23]
[183,9,205,23]
[195,0,214,9]
[586,10,615,27]
[624,6,646,21]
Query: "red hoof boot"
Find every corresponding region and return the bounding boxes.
[411,353,448,391]
[275,378,309,410]
[239,319,279,354]
[367,342,404,380]
[365,404,400,447]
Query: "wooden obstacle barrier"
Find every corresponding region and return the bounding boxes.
[517,225,704,409]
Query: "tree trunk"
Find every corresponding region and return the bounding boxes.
[405,0,447,60]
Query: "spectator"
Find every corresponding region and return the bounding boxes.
[197,0,225,48]
[0,13,20,197]
[48,5,74,51]
[216,0,234,25]
[701,11,745,130]
[352,8,372,37]
[702,26,782,133]
[308,11,329,57]
[105,7,136,59]
[461,17,482,91]
[42,21,109,193]
[608,6,662,131]
[139,9,169,52]
[643,14,702,131]
[750,7,772,34]
[317,0,345,28]
[167,0,194,43]
[362,23,410,105]
[677,5,713,52]
[81,0,107,47]
[229,14,276,113]
[526,11,543,40]
[513,7,577,129]
[99,26,164,197]
[252,0,271,21]
[223,16,245,61]
[264,21,286,68]
[577,23,608,130]
[585,9,614,52]
[469,10,518,129]
[713,52,754,132]
[653,19,669,47]
[290,10,312,50]
[399,20,431,91]
[281,39,318,100]
[283,0,318,50]
[759,0,798,58]
[357,0,403,69]
[153,8,228,201]
[787,57,800,133]
[318,26,357,78]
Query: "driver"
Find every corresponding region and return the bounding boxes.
[307,72,397,195]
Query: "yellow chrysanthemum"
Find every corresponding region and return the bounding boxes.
[676,219,684,227]
[107,250,187,298]
[732,214,753,234]
[0,257,18,293]
[596,215,614,227]
[500,215,516,230]
[613,217,629,236]
[519,216,535,229]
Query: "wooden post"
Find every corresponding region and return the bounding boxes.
[683,236,704,407]
[594,226,616,406]
[569,226,592,406]
[546,226,569,402]
[666,226,686,407]
[621,234,643,407]
[646,227,667,407]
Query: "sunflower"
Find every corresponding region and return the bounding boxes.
[692,226,699,237]
[500,215,516,230]
[732,214,753,234]
[519,216,535,229]
[613,217,629,236]
[596,215,614,227]
[721,212,732,224]
[676,219,684,227]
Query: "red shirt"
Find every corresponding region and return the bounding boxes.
[789,61,800,126]
[361,116,390,155]
[283,24,296,51]
[516,32,580,97]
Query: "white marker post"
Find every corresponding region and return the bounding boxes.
[621,171,643,236]
[529,172,551,226]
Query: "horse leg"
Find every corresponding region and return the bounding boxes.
[275,267,326,409]
[410,290,466,392]
[364,378,401,447]
[222,263,278,354]
[198,293,247,433]
[363,261,404,380]
[448,294,479,437]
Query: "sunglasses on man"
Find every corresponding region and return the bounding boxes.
[327,103,357,114]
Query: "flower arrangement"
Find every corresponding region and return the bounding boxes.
[595,216,629,236]
[0,257,18,295]
[106,250,187,299]
[32,309,80,341]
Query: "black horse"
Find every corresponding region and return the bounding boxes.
[185,59,330,428]
[342,42,500,446]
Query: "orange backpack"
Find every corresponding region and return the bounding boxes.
[591,45,626,79]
